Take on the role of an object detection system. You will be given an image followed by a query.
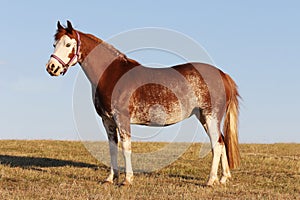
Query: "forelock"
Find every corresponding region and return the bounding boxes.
[54,28,74,41]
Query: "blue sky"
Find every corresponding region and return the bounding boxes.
[0,1,299,143]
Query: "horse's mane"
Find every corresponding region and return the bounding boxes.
[85,33,140,65]
[85,33,103,43]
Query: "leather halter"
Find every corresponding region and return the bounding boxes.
[50,31,81,75]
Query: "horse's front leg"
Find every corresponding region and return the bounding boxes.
[102,117,119,184]
[114,113,133,186]
[119,129,133,186]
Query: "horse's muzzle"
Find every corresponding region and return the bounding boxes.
[46,62,64,76]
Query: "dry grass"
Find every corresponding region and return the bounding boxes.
[0,140,299,199]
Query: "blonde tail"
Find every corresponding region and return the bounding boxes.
[223,74,241,169]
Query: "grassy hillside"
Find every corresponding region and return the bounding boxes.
[0,140,299,199]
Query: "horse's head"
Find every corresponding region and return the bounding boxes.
[46,21,81,76]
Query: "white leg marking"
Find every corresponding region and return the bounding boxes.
[121,139,133,185]
[220,144,231,184]
[206,117,222,186]
[207,142,222,186]
[102,117,119,184]
[105,140,119,183]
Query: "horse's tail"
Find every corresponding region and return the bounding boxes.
[223,73,241,169]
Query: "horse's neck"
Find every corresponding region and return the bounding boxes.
[78,32,129,86]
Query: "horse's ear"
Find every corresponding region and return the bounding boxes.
[66,20,74,33]
[57,21,64,30]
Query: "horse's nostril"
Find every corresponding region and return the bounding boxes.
[51,64,55,70]
[53,66,60,74]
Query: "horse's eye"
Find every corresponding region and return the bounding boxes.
[53,44,56,48]
[66,43,71,47]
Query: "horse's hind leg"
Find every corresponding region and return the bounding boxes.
[202,115,231,185]
[220,141,231,184]
[201,115,225,186]
[102,116,119,184]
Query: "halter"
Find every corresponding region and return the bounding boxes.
[50,31,81,75]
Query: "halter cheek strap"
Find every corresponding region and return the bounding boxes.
[50,31,81,75]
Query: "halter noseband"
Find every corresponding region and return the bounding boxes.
[50,31,81,75]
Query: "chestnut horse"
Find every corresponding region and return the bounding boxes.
[46,21,240,186]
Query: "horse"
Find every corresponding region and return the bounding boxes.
[46,21,240,186]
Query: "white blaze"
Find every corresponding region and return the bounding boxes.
[46,35,77,76]
[53,35,77,64]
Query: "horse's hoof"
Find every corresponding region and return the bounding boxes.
[102,177,119,185]
[101,180,114,185]
[120,179,132,187]
[220,176,230,185]
[206,178,219,187]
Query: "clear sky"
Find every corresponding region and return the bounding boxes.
[0,1,299,143]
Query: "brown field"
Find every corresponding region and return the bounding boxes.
[0,140,299,199]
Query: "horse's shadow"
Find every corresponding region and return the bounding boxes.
[167,174,207,187]
[0,155,99,170]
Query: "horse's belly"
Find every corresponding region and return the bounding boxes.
[129,83,193,126]
[130,102,184,125]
